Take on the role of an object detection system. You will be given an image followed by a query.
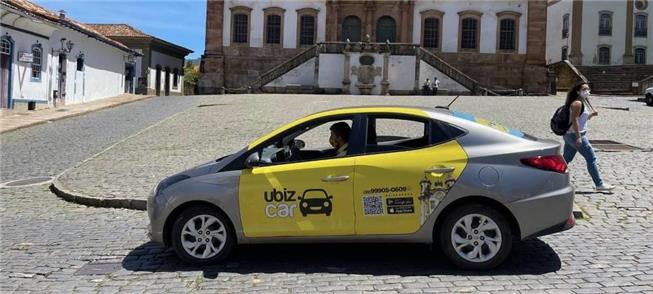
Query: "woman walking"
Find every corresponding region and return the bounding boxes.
[563,83,614,192]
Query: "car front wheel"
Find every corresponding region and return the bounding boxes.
[171,206,235,265]
[439,204,513,270]
[646,94,653,106]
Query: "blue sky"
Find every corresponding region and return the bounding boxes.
[37,0,206,59]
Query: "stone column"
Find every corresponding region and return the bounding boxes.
[326,1,339,41]
[569,0,584,65]
[365,2,375,40]
[343,52,351,94]
[314,45,321,92]
[381,52,390,95]
[414,47,421,94]
[624,0,635,64]
[199,0,225,94]
[523,0,548,94]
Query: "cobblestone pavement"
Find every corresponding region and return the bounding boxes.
[56,94,652,203]
[1,94,652,293]
[0,95,202,183]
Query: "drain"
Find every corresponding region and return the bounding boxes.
[589,140,641,152]
[0,177,53,188]
[75,262,122,275]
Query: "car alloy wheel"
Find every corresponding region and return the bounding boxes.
[439,204,512,270]
[451,214,501,263]
[171,206,235,265]
[646,94,653,106]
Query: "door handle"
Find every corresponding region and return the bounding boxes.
[424,167,455,174]
[321,175,350,182]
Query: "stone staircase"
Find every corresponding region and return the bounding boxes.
[248,42,502,95]
[248,44,319,92]
[576,65,653,94]
[418,48,499,96]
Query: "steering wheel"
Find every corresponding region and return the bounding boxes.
[286,140,303,161]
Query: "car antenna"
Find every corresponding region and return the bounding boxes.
[435,95,460,110]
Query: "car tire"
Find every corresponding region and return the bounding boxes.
[439,204,513,270]
[171,206,235,265]
[646,94,653,106]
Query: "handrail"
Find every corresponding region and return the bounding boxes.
[250,44,319,90]
[419,48,499,95]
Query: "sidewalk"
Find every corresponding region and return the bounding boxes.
[0,94,155,134]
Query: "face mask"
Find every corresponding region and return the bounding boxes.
[579,90,590,99]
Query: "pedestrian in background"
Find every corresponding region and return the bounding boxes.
[422,78,432,96]
[563,83,614,192]
[432,77,440,96]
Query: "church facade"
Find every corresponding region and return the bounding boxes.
[200,0,549,95]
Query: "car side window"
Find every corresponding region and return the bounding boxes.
[365,116,429,154]
[259,118,355,165]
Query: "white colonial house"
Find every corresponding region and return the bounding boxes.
[87,24,193,96]
[1,0,141,110]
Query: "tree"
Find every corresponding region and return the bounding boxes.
[184,60,200,94]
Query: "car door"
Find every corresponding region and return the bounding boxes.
[353,115,468,235]
[239,115,363,238]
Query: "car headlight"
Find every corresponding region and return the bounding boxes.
[323,202,329,207]
[152,174,191,202]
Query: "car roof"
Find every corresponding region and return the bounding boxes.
[248,106,451,149]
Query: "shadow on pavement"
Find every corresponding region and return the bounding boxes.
[122,239,561,277]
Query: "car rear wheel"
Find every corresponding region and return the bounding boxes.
[171,206,235,265]
[439,204,512,270]
[646,94,653,106]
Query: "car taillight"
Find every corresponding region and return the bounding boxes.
[520,155,567,173]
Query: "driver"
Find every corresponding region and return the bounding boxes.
[329,122,351,157]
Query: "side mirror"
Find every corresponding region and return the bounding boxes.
[245,153,261,168]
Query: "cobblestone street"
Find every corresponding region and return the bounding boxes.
[1,94,652,293]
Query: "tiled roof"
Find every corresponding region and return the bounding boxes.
[86,24,150,38]
[2,0,133,52]
[87,23,193,54]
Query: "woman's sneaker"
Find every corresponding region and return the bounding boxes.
[595,183,615,192]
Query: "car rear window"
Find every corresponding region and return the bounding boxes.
[452,111,535,140]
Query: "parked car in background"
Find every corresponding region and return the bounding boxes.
[645,87,653,106]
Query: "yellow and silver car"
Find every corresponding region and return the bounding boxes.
[147,106,575,270]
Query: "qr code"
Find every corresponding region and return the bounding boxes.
[363,195,384,215]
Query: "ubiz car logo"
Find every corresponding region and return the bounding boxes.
[298,189,333,217]
[263,188,333,218]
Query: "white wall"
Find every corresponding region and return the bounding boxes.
[150,50,184,94]
[318,54,344,88]
[388,56,415,91]
[224,0,326,48]
[267,57,315,86]
[412,0,528,54]
[546,0,573,64]
[419,61,468,92]
[633,5,653,64]
[4,27,52,104]
[580,1,625,65]
[50,27,126,105]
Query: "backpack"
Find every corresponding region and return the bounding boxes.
[550,103,584,135]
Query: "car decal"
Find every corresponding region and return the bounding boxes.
[452,111,525,138]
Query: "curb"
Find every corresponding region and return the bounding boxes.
[50,179,146,211]
[0,95,156,134]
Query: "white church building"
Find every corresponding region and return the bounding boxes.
[1,0,141,110]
